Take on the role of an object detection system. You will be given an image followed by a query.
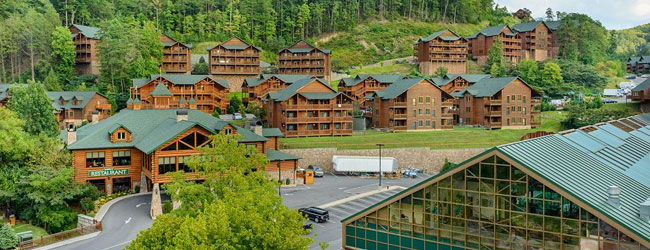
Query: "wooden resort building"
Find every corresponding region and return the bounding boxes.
[264,78,354,137]
[342,114,650,250]
[631,78,650,102]
[131,74,230,115]
[456,77,541,129]
[278,40,332,82]
[431,74,491,124]
[62,105,301,194]
[242,74,314,106]
[69,24,102,75]
[466,25,522,66]
[368,78,454,131]
[627,56,650,75]
[414,29,469,75]
[511,21,554,61]
[338,74,407,112]
[207,37,261,92]
[545,20,562,59]
[160,34,192,74]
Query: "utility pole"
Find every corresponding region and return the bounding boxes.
[377,143,384,188]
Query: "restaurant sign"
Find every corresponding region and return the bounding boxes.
[88,168,129,177]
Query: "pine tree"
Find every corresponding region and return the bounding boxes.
[0,224,18,249]
[485,37,504,72]
[44,68,62,91]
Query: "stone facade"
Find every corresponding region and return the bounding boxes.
[282,147,486,173]
[219,74,253,92]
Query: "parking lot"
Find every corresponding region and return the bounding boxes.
[281,173,430,250]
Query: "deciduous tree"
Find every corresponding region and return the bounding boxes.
[50,26,76,83]
[7,82,58,137]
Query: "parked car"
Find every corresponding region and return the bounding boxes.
[307,165,324,177]
[303,222,313,230]
[299,207,329,223]
[234,113,243,120]
[602,99,617,104]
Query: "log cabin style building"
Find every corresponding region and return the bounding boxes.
[414,29,469,75]
[338,74,407,112]
[264,78,354,137]
[342,114,650,250]
[278,40,332,82]
[207,37,261,92]
[631,78,650,102]
[160,34,192,74]
[511,21,553,61]
[627,56,650,75]
[242,74,314,105]
[368,78,454,131]
[69,24,102,75]
[466,25,522,66]
[431,74,491,124]
[48,91,112,130]
[131,74,230,115]
[62,106,301,194]
[456,77,541,129]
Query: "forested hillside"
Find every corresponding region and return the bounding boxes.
[613,23,650,59]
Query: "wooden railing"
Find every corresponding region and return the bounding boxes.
[281,103,352,110]
[389,101,407,108]
[19,222,102,250]
[486,110,502,116]
[486,99,502,106]
[95,104,111,110]
[391,113,407,119]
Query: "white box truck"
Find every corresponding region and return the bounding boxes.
[332,155,398,173]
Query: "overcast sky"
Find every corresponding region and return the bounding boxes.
[493,0,650,30]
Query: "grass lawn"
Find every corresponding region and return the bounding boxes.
[347,63,414,76]
[279,111,564,150]
[601,102,640,112]
[605,76,626,89]
[12,222,48,239]
[191,41,219,54]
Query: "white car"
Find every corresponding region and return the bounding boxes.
[234,113,243,120]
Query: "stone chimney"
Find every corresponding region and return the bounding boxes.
[607,186,621,208]
[253,126,263,136]
[176,110,188,122]
[641,198,650,222]
[91,111,100,125]
[67,129,77,145]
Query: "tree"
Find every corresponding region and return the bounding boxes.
[228,94,242,114]
[490,62,506,77]
[485,37,503,72]
[433,66,448,78]
[244,101,266,121]
[212,107,221,119]
[7,82,58,137]
[127,134,312,249]
[441,158,455,172]
[192,56,208,74]
[545,8,554,21]
[50,26,76,83]
[556,13,608,65]
[44,68,62,91]
[540,62,563,87]
[516,59,539,84]
[0,223,18,249]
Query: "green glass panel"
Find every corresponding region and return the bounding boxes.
[452,231,465,246]
[467,178,480,192]
[357,228,366,238]
[468,164,479,177]
[562,236,580,250]
[481,193,494,208]
[367,241,378,250]
[480,164,494,178]
[544,232,561,249]
[496,181,509,195]
[528,230,543,247]
[346,226,355,236]
[495,225,509,240]
[402,236,413,248]
[527,214,543,230]
[544,201,561,217]
[528,178,544,199]
[544,187,561,200]
[481,223,495,238]
[413,239,425,250]
[425,241,438,250]
[414,189,424,199]
[466,206,480,221]
[511,212,526,227]
[453,191,465,204]
[466,192,479,206]
[511,182,526,196]
[368,229,377,240]
[378,243,388,250]
[480,179,494,193]
[511,167,526,181]
[495,210,510,225]
[562,197,579,219]
[496,195,509,210]
[389,245,399,250]
[356,238,366,249]
[389,233,400,245]
[496,165,509,180]
[378,232,389,242]
[440,189,451,202]
[346,236,355,247]
[562,219,579,235]
[482,156,495,164]
[544,217,561,232]
[511,196,526,212]
[440,177,451,188]
[452,171,465,189]
[528,199,543,215]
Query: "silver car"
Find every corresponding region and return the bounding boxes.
[308,165,324,177]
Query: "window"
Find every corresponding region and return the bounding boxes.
[335,123,341,129]
[518,95,522,100]
[506,96,510,104]
[465,96,471,101]
[432,121,436,128]
[412,98,416,105]
[507,107,510,115]
[412,122,417,129]
[523,96,527,103]
[426,109,430,114]
[523,107,527,114]
[223,128,233,135]
[426,120,431,126]
[413,110,417,117]
[432,98,435,105]
[466,107,471,112]
[432,110,435,117]
[465,118,471,123]
[425,97,431,103]
[86,152,105,167]
[418,109,423,115]
[178,156,192,172]
[518,106,522,112]
[418,97,424,104]
[112,151,131,166]
[419,120,423,127]
[158,157,176,175]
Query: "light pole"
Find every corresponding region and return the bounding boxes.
[278,160,282,196]
[377,143,384,188]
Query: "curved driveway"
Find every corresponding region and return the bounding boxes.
[53,194,153,250]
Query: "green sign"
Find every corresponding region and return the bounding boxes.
[88,168,129,177]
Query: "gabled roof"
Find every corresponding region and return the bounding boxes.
[281,40,331,54]
[243,74,313,87]
[267,78,336,102]
[47,91,107,111]
[66,109,268,154]
[342,74,405,87]
[544,20,562,31]
[466,24,515,39]
[374,78,451,100]
[458,76,538,97]
[430,74,491,87]
[133,75,229,89]
[262,128,284,137]
[418,29,465,43]
[511,21,550,33]
[70,24,101,39]
[267,149,301,161]
[150,83,172,97]
[160,33,193,48]
[342,113,650,245]
[632,78,650,91]
[207,37,261,51]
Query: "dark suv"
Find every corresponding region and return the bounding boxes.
[298,207,329,223]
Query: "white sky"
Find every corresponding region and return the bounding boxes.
[494,0,650,30]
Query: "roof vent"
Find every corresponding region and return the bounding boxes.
[607,186,621,208]
[176,110,188,122]
[641,198,650,222]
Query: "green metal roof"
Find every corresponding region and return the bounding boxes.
[458,76,524,97]
[431,74,491,87]
[188,97,196,104]
[343,74,405,87]
[243,74,313,87]
[544,20,562,31]
[262,128,284,137]
[282,40,331,55]
[133,75,229,89]
[267,78,336,102]
[374,78,450,100]
[466,24,510,39]
[418,29,464,43]
[222,45,248,50]
[288,48,314,53]
[266,149,301,161]
[342,113,650,245]
[633,78,650,91]
[66,109,268,154]
[150,83,172,96]
[71,24,101,39]
[299,92,338,100]
[47,91,106,111]
[511,21,548,33]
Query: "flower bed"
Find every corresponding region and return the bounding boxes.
[92,190,134,214]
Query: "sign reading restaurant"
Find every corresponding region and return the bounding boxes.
[88,168,129,177]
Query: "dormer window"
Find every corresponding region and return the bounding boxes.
[224,128,233,135]
[117,132,126,140]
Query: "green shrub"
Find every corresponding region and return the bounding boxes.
[163,200,173,214]
[0,224,18,249]
[81,197,95,213]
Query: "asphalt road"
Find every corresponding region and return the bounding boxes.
[53,194,153,250]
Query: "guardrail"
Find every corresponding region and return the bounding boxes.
[18,222,102,250]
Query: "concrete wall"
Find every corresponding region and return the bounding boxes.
[283,147,486,173]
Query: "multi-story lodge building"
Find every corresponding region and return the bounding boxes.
[342,113,650,250]
[131,74,230,114]
[631,78,650,102]
[160,34,192,74]
[431,74,491,124]
[627,56,650,74]
[414,29,469,75]
[545,20,562,58]
[264,78,354,137]
[369,78,454,131]
[69,24,101,75]
[466,25,522,66]
[456,77,541,129]
[207,37,261,92]
[278,41,332,82]
[338,74,406,111]
[62,103,301,194]
[511,21,553,61]
[242,74,314,105]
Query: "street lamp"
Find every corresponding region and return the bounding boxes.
[278,160,282,196]
[377,143,384,188]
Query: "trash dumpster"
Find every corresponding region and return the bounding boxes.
[304,170,314,185]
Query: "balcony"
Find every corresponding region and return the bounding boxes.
[442,112,454,118]
[95,104,112,110]
[486,110,502,117]
[333,116,351,122]
[485,99,502,106]
[391,113,407,120]
[488,121,502,128]
[389,101,407,108]
[281,103,352,110]
[392,125,407,131]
